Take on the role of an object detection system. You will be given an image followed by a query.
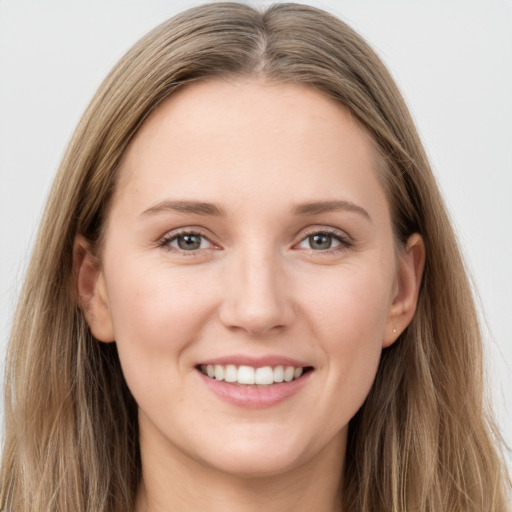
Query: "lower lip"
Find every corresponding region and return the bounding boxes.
[197,370,312,409]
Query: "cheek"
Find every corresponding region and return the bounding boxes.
[103,258,219,374]
[301,262,393,405]
[305,262,392,347]
[102,258,224,420]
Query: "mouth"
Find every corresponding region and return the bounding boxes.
[197,363,314,387]
[195,358,314,408]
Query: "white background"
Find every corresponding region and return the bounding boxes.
[1,0,511,469]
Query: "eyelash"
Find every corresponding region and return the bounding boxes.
[298,227,353,255]
[158,230,217,256]
[158,227,353,256]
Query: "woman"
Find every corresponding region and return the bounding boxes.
[1,2,509,511]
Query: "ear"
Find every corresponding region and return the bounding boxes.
[73,235,115,343]
[383,233,425,348]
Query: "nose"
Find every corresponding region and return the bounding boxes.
[218,248,295,336]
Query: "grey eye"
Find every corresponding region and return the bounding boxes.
[309,234,334,250]
[171,233,209,251]
[297,233,342,251]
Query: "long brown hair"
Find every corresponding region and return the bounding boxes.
[1,3,509,511]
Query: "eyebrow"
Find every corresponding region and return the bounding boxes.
[140,198,371,221]
[292,200,372,221]
[141,200,226,217]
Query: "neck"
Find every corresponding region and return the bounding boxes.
[135,427,345,512]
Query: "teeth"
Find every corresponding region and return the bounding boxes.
[200,364,307,385]
[255,366,274,385]
[224,364,237,383]
[273,365,284,383]
[283,366,295,382]
[238,365,255,384]
[214,365,225,381]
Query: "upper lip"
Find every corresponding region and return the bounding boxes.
[196,354,312,368]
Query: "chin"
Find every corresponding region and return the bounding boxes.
[193,427,317,478]
[206,448,306,479]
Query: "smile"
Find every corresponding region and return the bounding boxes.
[196,358,314,408]
[199,364,309,386]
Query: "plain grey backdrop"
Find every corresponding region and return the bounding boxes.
[1,0,511,468]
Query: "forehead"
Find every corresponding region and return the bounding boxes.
[112,78,387,219]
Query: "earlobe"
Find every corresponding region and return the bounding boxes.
[383,233,425,348]
[73,235,115,343]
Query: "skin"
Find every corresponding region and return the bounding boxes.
[76,78,424,512]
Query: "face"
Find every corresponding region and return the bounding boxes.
[79,79,422,479]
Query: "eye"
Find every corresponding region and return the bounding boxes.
[162,231,214,252]
[296,230,350,252]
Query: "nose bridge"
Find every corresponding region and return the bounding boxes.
[219,241,293,335]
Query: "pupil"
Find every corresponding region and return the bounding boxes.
[310,234,331,250]
[178,234,201,250]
